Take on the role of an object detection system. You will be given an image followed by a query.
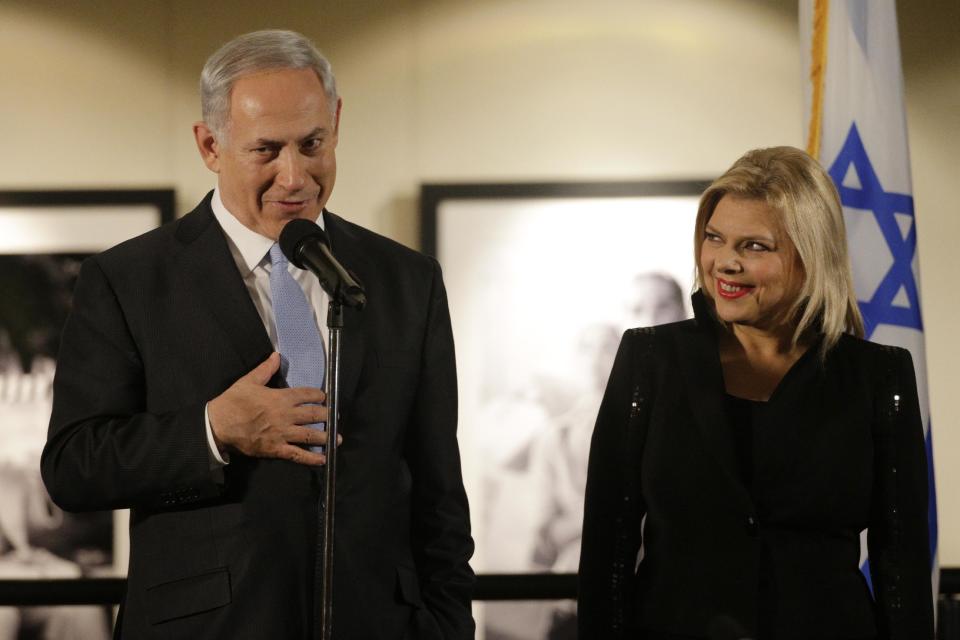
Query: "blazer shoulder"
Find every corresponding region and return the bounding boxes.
[833,333,912,366]
[87,220,175,282]
[84,199,217,298]
[620,318,696,363]
[624,318,697,341]
[326,210,437,276]
[95,198,213,269]
[828,335,919,403]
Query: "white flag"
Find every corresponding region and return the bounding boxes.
[801,0,938,602]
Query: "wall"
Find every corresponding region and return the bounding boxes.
[1,0,957,565]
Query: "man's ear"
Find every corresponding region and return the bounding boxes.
[193,122,221,173]
[331,98,343,144]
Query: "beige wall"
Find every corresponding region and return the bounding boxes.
[2,0,957,565]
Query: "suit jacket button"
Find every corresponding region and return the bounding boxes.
[745,516,759,537]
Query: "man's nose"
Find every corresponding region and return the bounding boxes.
[275,147,307,191]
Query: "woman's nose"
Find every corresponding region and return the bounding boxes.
[717,248,742,274]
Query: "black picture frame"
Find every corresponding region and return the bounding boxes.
[420,180,708,638]
[420,181,708,257]
[0,189,175,222]
[0,188,173,638]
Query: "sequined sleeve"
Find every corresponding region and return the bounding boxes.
[867,346,935,639]
[578,328,655,637]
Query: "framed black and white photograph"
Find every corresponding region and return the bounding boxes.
[422,181,707,639]
[0,189,173,640]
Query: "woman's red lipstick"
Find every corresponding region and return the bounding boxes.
[716,277,754,299]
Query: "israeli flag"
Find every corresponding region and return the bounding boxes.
[801,0,938,602]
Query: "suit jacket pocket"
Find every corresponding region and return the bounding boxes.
[146,567,231,624]
[397,566,446,640]
[395,565,424,608]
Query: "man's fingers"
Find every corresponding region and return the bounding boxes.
[287,426,328,446]
[290,404,329,425]
[286,426,343,447]
[276,444,326,466]
[285,386,326,405]
[246,352,281,386]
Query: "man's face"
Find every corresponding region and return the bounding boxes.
[194,68,341,240]
[629,277,685,328]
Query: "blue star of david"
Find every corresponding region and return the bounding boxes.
[828,123,922,338]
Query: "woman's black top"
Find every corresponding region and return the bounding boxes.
[725,393,761,493]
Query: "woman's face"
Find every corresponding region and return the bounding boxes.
[699,195,802,332]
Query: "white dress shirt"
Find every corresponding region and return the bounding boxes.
[204,188,330,465]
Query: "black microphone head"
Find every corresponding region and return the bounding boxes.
[279,218,329,269]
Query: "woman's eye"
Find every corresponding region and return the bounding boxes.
[745,241,770,251]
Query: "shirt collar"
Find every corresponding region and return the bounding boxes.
[211,188,325,275]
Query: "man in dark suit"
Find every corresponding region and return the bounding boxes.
[41,29,474,639]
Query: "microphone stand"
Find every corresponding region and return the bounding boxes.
[318,298,343,640]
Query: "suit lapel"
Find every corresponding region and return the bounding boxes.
[322,210,368,413]
[675,292,753,510]
[170,201,370,408]
[172,197,275,377]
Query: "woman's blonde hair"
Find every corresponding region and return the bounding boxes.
[693,146,864,354]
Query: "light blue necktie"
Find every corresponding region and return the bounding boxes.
[269,243,326,450]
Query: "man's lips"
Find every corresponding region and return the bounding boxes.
[715,277,755,299]
[266,196,318,210]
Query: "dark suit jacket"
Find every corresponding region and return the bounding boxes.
[578,292,933,640]
[41,194,475,639]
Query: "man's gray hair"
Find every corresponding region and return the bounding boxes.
[200,29,338,139]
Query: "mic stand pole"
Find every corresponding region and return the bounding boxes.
[318,298,343,640]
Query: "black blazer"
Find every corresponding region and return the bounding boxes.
[578,292,933,640]
[41,194,475,639]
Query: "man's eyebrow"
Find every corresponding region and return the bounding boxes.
[250,137,281,148]
[250,128,329,148]
[298,127,327,142]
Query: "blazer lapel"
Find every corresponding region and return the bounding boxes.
[674,292,753,510]
[172,197,275,377]
[321,210,368,414]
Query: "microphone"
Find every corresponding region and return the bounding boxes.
[279,218,366,309]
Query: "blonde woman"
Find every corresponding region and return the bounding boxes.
[578,147,933,639]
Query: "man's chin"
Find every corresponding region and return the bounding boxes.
[262,211,321,240]
[266,200,323,221]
